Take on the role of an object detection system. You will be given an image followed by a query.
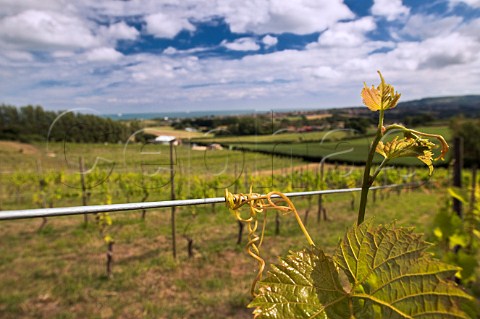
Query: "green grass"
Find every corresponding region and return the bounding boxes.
[0,179,453,318]
[0,142,308,210]
[227,125,452,166]
[0,124,465,317]
[192,130,348,145]
[0,141,306,173]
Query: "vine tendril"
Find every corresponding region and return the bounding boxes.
[225,188,315,297]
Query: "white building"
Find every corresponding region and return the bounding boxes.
[153,135,177,145]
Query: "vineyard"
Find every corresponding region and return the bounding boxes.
[2,0,480,315]
[1,139,440,212]
[1,78,479,318]
[0,138,457,318]
[199,125,453,165]
[0,179,452,319]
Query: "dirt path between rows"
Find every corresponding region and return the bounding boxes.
[0,141,39,155]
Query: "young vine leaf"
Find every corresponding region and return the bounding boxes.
[250,220,472,319]
[375,136,436,175]
[361,71,401,112]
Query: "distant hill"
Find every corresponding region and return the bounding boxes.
[390,95,480,119]
[102,95,480,122]
[333,95,480,124]
[102,109,260,120]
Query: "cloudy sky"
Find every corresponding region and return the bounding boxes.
[0,0,479,114]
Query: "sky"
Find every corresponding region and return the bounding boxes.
[0,0,479,114]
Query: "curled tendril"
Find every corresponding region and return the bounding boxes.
[406,129,449,161]
[225,188,314,297]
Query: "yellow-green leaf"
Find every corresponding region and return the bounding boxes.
[103,234,114,244]
[334,221,472,318]
[376,136,436,175]
[361,84,382,111]
[361,71,401,112]
[249,221,473,319]
[448,187,468,204]
[249,247,327,318]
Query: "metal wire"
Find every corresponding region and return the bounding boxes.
[0,183,413,221]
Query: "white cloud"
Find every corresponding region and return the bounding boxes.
[1,1,353,40]
[371,0,410,21]
[144,12,195,38]
[0,10,99,51]
[314,17,376,47]
[85,47,123,61]
[0,50,34,61]
[0,1,478,113]
[384,33,479,70]
[222,37,260,51]
[0,4,139,64]
[262,35,278,47]
[52,50,75,58]
[458,18,480,40]
[163,47,178,55]
[0,0,73,16]
[2,31,479,113]
[397,14,462,40]
[74,0,354,35]
[162,45,212,56]
[310,66,341,79]
[101,21,139,41]
[449,0,480,7]
[218,0,354,34]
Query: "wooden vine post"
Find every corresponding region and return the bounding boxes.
[452,137,463,218]
[470,165,477,212]
[107,241,113,278]
[317,160,327,223]
[79,156,89,224]
[235,163,244,245]
[169,139,177,259]
[35,159,48,231]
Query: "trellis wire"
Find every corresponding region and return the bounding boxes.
[0,183,416,221]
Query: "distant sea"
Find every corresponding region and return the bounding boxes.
[103,109,270,120]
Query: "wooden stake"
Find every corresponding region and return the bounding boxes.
[453,137,463,218]
[170,140,177,259]
[79,156,88,224]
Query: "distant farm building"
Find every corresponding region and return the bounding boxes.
[153,135,178,145]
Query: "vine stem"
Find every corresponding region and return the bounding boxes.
[371,158,390,183]
[357,110,384,225]
[267,192,315,246]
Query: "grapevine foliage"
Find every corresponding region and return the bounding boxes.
[250,220,473,319]
[433,187,480,284]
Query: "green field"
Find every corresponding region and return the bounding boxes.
[1,123,476,318]
[192,129,348,145]
[217,125,452,166]
[0,183,451,319]
[0,141,309,210]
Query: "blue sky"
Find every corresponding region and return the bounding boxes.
[0,0,479,114]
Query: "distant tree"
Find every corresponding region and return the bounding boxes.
[0,104,140,144]
[344,117,370,135]
[450,117,480,168]
[403,114,435,127]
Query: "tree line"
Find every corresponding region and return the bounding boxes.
[0,104,144,143]
[171,112,375,136]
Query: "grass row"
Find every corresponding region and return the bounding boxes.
[0,184,447,319]
[223,125,452,166]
